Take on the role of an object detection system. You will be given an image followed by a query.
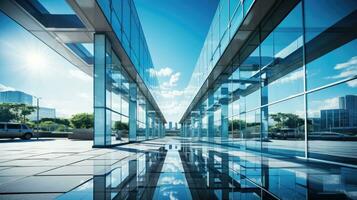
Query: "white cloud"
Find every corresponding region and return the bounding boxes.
[160,90,184,98]
[319,97,340,110]
[169,72,180,86]
[151,68,187,122]
[272,69,304,85]
[0,84,15,92]
[148,67,173,77]
[327,57,357,88]
[68,69,92,82]
[347,79,357,88]
[334,56,357,70]
[78,92,91,101]
[308,97,340,117]
[162,72,181,88]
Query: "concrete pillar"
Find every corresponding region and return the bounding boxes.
[129,83,137,142]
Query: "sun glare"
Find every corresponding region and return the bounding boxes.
[25,51,47,70]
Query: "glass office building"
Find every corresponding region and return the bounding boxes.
[0,0,166,147]
[93,0,165,146]
[0,91,33,106]
[181,0,357,166]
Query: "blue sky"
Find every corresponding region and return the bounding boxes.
[134,0,219,122]
[0,1,218,122]
[0,11,93,118]
[135,0,218,90]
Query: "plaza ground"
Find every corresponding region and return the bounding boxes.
[0,137,356,199]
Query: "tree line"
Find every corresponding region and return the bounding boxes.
[0,103,128,132]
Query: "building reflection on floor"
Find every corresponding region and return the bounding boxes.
[57,139,357,200]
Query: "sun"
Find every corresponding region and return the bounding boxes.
[25,51,47,70]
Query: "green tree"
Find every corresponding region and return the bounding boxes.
[114,121,129,131]
[270,112,304,131]
[229,119,245,130]
[0,103,35,122]
[39,121,57,131]
[0,103,16,122]
[40,118,70,126]
[70,113,94,129]
[19,104,36,123]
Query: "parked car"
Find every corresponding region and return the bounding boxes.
[0,122,33,140]
[271,128,303,139]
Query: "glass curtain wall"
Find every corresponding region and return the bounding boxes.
[97,0,158,91]
[94,34,132,145]
[94,0,165,146]
[181,0,256,112]
[304,0,357,165]
[94,34,161,146]
[183,0,357,166]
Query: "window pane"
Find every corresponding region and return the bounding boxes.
[244,109,261,152]
[7,124,21,129]
[263,96,305,157]
[305,0,357,90]
[307,79,357,165]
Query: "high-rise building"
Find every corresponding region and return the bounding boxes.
[0,91,33,105]
[0,90,57,121]
[320,95,357,131]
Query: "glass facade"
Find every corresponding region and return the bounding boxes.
[97,0,158,91]
[181,0,357,167]
[93,0,165,146]
[181,0,256,109]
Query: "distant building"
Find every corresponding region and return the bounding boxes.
[320,95,357,131]
[0,91,33,105]
[175,122,178,130]
[29,107,56,121]
[169,122,173,130]
[0,90,56,121]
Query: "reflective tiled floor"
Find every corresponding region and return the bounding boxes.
[0,137,356,199]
